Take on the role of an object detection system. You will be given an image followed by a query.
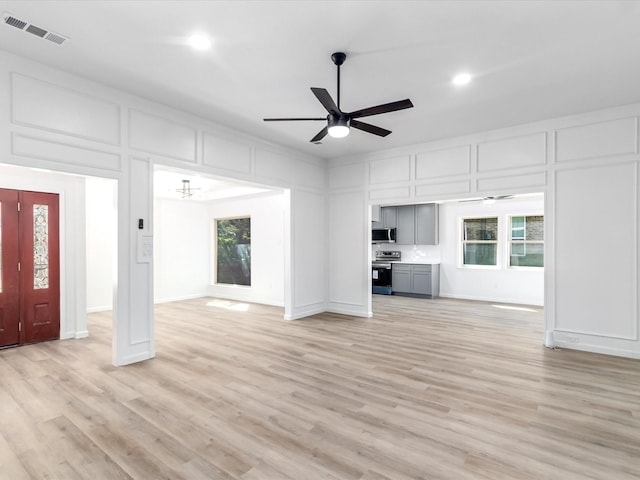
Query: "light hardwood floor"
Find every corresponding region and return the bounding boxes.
[1,296,639,479]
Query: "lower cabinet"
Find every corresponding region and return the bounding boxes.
[392,264,440,297]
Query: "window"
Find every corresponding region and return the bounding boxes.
[462,217,498,266]
[216,217,251,286]
[509,215,544,267]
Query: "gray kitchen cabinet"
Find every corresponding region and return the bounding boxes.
[371,204,381,223]
[415,203,439,245]
[394,203,438,245]
[372,206,397,229]
[392,263,440,297]
[395,205,415,244]
[412,266,431,294]
[391,264,412,293]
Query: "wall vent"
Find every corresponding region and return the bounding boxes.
[2,12,69,46]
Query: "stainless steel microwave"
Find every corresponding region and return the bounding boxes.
[372,228,396,243]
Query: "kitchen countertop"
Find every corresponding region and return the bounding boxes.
[389,260,441,265]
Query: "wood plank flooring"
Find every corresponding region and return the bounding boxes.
[1,296,640,479]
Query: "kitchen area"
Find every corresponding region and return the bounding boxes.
[372,203,440,298]
[371,194,545,306]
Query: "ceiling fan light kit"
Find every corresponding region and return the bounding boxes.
[327,114,350,138]
[264,51,413,143]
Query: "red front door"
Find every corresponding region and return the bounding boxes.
[0,189,20,347]
[0,188,60,348]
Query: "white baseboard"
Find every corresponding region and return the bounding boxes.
[439,293,543,307]
[153,293,209,304]
[87,305,112,313]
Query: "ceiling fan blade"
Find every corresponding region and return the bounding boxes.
[310,126,328,143]
[350,119,391,137]
[349,99,413,119]
[311,87,340,114]
[263,117,325,121]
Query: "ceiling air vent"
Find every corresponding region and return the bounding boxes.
[2,12,69,46]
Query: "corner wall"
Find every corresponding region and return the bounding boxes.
[207,192,287,307]
[154,197,211,304]
[438,196,544,305]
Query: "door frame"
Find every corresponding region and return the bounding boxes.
[0,165,95,343]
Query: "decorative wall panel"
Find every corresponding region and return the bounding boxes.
[477,133,546,172]
[294,160,325,190]
[129,110,197,162]
[293,190,325,308]
[329,191,366,305]
[416,145,471,179]
[202,132,251,173]
[11,73,120,145]
[369,186,411,201]
[477,172,546,192]
[129,157,152,345]
[255,148,292,184]
[12,134,121,171]
[329,162,365,189]
[415,180,471,198]
[369,155,411,184]
[555,162,637,339]
[555,117,638,162]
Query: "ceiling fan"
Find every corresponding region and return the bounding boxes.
[176,179,199,199]
[263,52,414,143]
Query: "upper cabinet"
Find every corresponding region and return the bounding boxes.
[372,203,438,244]
[416,203,438,245]
[371,204,381,223]
[395,203,439,245]
[396,206,415,244]
[372,206,397,229]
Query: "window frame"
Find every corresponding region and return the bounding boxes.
[460,215,500,269]
[213,215,252,287]
[508,214,544,269]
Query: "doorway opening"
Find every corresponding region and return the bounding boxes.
[1,163,118,355]
[151,166,287,309]
[370,192,545,311]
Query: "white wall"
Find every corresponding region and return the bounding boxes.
[86,176,117,312]
[329,105,640,359]
[438,197,544,305]
[153,198,211,303]
[207,192,286,307]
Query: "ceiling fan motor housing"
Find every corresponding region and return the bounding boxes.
[327,113,350,128]
[331,52,346,66]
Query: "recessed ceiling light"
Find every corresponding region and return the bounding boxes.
[452,72,472,86]
[188,33,211,51]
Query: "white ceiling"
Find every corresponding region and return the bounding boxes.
[153,168,276,202]
[2,1,640,160]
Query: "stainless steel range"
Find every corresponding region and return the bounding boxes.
[372,250,400,295]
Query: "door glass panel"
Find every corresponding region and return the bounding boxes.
[33,204,49,289]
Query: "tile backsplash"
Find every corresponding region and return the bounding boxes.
[372,244,441,263]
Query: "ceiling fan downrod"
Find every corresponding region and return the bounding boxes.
[331,52,346,110]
